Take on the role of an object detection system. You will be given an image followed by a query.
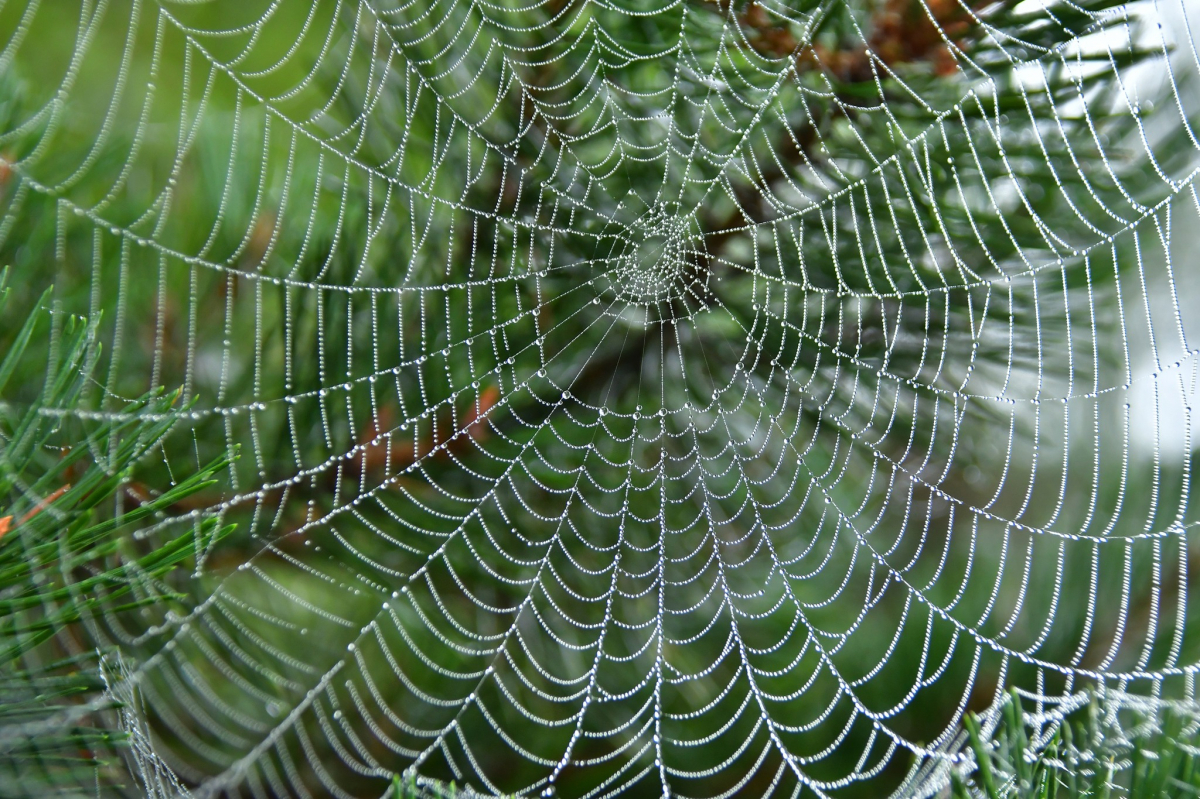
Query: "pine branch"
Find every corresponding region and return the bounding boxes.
[0,270,237,796]
[954,689,1200,798]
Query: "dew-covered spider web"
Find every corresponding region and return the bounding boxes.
[3,0,1200,795]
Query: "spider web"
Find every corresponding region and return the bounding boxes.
[2,0,1200,795]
